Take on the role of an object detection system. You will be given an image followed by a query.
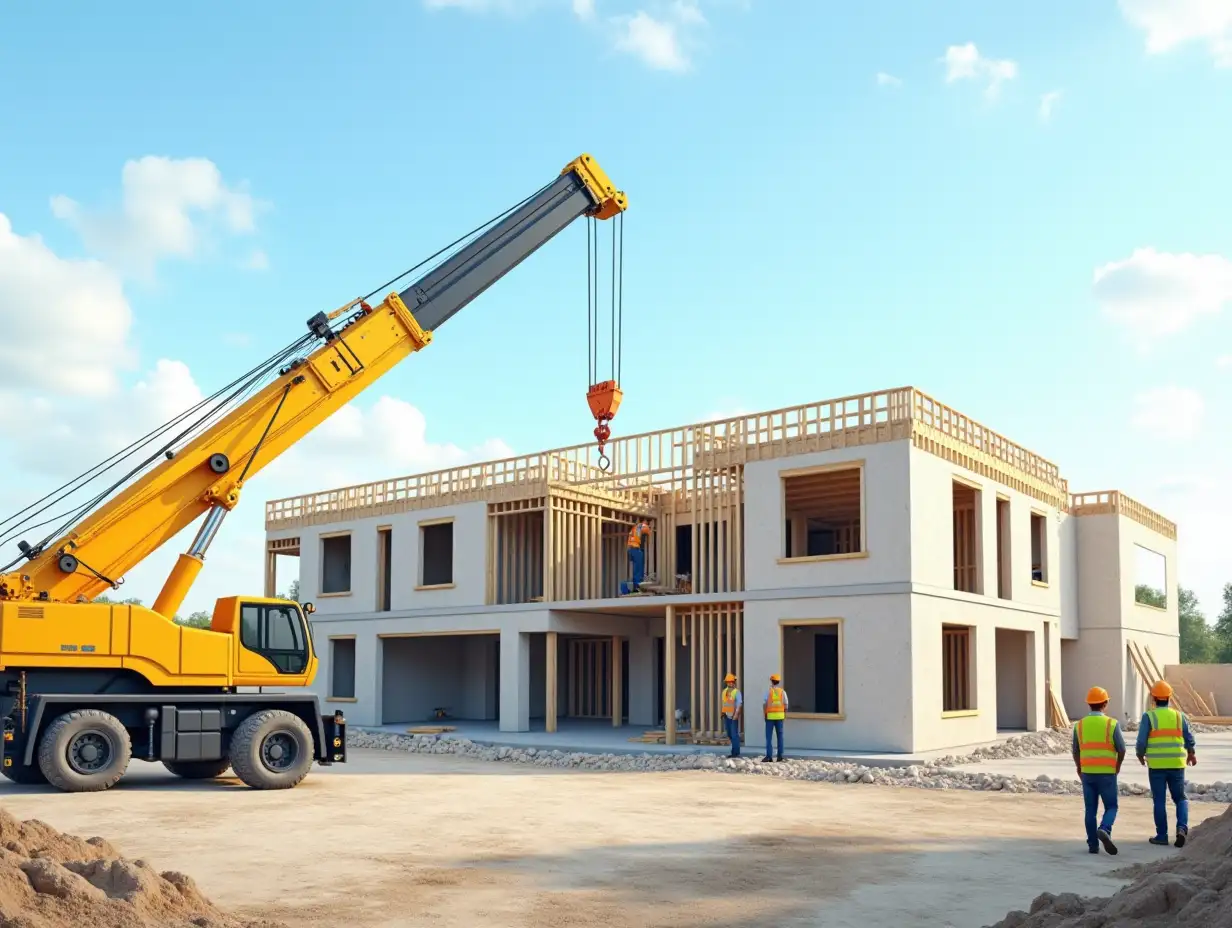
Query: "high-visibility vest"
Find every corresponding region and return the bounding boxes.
[1145,707,1187,770]
[627,521,649,549]
[722,687,740,717]
[1076,715,1119,774]
[766,686,786,720]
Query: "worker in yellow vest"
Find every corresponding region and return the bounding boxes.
[762,673,788,762]
[721,673,742,757]
[1071,685,1125,855]
[626,519,650,589]
[1136,679,1197,848]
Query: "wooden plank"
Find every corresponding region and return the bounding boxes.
[407,726,456,734]
[546,631,558,734]
[665,605,677,746]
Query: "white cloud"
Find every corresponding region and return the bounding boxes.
[1093,246,1232,341]
[942,42,1018,98]
[51,156,258,277]
[614,10,692,71]
[572,0,595,17]
[1131,386,1205,441]
[0,213,135,396]
[1118,0,1232,67]
[1038,90,1062,120]
[876,72,902,87]
[244,248,269,271]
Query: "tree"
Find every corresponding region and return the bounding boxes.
[1134,584,1166,609]
[176,611,212,629]
[1214,583,1232,664]
[1178,587,1215,664]
[278,578,300,602]
[94,595,143,605]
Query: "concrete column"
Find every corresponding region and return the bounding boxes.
[611,635,623,727]
[1026,628,1042,731]
[353,634,382,727]
[628,634,655,726]
[499,628,531,732]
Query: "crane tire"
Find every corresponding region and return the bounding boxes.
[37,709,132,792]
[162,758,232,780]
[228,709,313,790]
[1,761,48,785]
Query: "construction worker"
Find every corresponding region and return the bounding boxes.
[1136,679,1197,848]
[721,673,742,757]
[762,673,787,762]
[1072,685,1125,855]
[626,518,650,589]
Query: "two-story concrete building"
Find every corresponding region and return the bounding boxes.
[262,386,1179,754]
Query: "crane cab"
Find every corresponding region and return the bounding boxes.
[210,596,319,688]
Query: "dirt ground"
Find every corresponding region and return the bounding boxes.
[0,749,1222,928]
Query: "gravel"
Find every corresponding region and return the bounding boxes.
[348,728,1232,804]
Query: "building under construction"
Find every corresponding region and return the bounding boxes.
[263,386,1179,754]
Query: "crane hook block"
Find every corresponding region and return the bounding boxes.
[586,380,622,469]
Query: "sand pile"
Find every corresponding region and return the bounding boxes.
[989,803,1232,927]
[0,809,284,928]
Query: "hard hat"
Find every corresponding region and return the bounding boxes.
[724,673,736,683]
[1151,680,1173,700]
[1086,686,1109,704]
[770,673,781,683]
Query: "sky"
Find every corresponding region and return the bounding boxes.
[0,0,1229,620]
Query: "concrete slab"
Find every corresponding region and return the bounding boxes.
[370,718,1029,767]
[961,731,1232,786]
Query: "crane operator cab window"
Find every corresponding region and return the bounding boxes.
[239,602,311,674]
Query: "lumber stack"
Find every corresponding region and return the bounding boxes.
[627,729,733,746]
[406,725,456,735]
[1047,683,1069,729]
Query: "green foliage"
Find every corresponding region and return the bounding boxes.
[1215,583,1232,664]
[176,611,212,629]
[1134,584,1166,609]
[278,578,300,602]
[1178,587,1216,664]
[93,595,143,605]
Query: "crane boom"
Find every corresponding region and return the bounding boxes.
[0,154,627,613]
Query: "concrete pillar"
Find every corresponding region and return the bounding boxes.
[500,628,531,732]
[352,634,381,727]
[628,634,655,726]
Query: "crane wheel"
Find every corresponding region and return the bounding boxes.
[162,758,232,780]
[37,709,132,793]
[228,709,313,790]
[1,761,49,786]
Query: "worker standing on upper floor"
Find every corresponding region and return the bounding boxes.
[1136,679,1197,848]
[762,673,788,763]
[1073,685,1125,855]
[626,518,651,590]
[721,673,742,758]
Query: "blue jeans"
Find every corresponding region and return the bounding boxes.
[1081,773,1118,849]
[723,715,740,755]
[1148,768,1188,838]
[764,719,784,759]
[628,547,645,586]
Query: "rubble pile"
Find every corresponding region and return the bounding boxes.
[990,803,1232,927]
[349,729,1232,803]
[0,810,283,928]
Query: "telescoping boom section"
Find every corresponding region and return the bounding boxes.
[0,153,628,794]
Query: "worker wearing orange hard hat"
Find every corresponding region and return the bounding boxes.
[762,673,788,763]
[626,519,651,591]
[1136,679,1197,848]
[721,673,743,758]
[1072,685,1125,855]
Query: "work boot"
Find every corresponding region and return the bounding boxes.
[1088,845,1099,854]
[1149,836,1170,846]
[1175,825,1188,848]
[1097,828,1117,855]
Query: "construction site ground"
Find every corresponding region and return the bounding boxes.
[2,748,1224,928]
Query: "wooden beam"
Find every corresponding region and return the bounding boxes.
[665,604,677,746]
[546,632,558,734]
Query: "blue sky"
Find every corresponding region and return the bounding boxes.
[0,0,1229,618]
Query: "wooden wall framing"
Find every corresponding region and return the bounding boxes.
[663,603,744,744]
[264,536,301,597]
[942,624,974,714]
[952,481,978,594]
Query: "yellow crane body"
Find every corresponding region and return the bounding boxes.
[0,154,627,793]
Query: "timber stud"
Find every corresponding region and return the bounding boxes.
[207,453,230,475]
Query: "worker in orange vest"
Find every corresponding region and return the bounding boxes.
[1072,685,1125,855]
[762,673,788,762]
[721,673,743,757]
[626,519,650,589]
[1136,679,1197,848]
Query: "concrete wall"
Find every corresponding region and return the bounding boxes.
[380,634,498,724]
[908,447,1062,615]
[909,593,1047,752]
[1164,664,1232,716]
[995,628,1030,730]
[301,501,489,616]
[743,594,914,753]
[743,441,912,592]
[1058,512,1079,640]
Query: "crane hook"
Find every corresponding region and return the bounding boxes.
[587,381,622,473]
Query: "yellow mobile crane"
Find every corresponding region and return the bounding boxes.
[0,154,627,793]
